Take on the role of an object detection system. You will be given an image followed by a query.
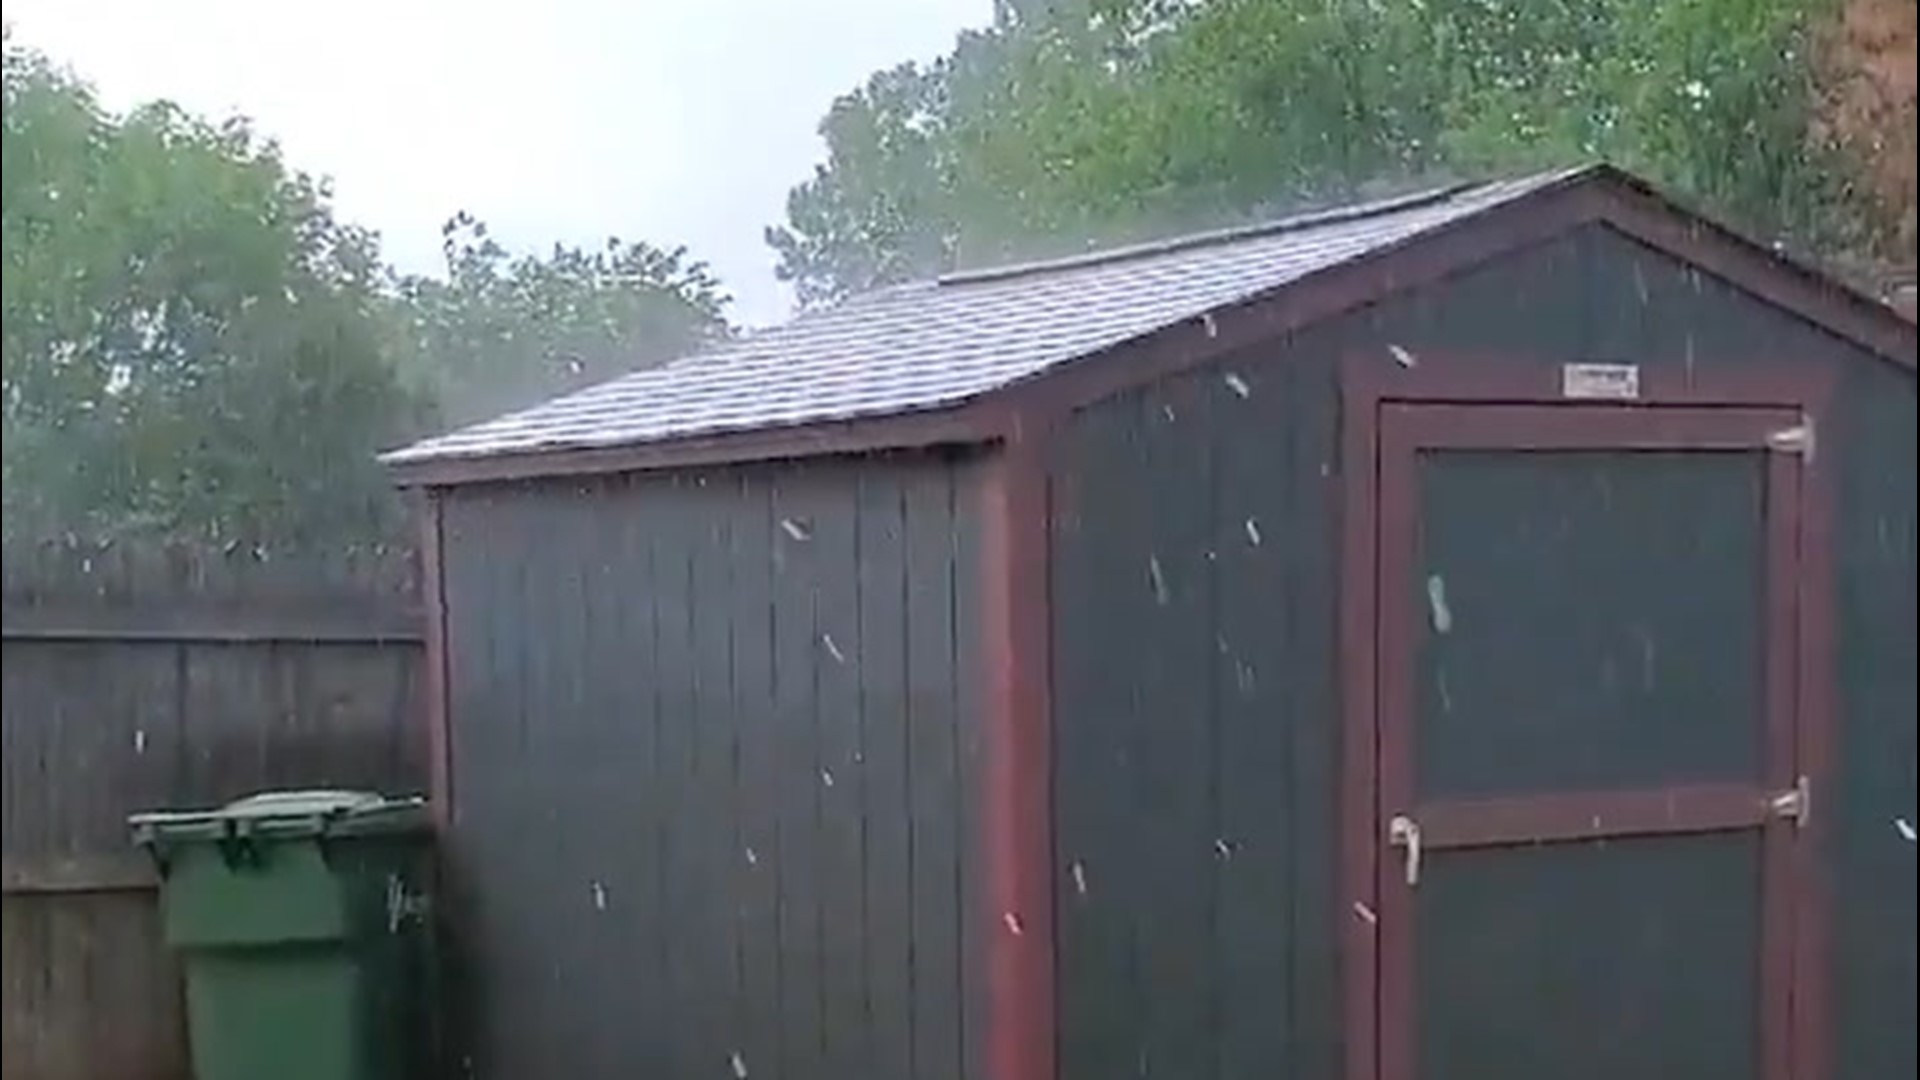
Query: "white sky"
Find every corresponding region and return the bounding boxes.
[7,0,990,326]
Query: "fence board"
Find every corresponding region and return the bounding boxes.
[2,604,423,643]
[1,538,425,1080]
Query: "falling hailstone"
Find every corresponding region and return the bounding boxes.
[1223,372,1251,398]
[779,518,812,542]
[1897,818,1917,843]
[821,633,846,663]
[590,881,608,911]
[1426,575,1453,634]
[1070,861,1088,897]
[1388,343,1418,368]
[730,1050,749,1079]
[133,729,147,754]
[1147,555,1169,606]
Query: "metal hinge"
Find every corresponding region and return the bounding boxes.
[1769,775,1812,829]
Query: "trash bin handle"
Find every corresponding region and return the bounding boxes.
[217,818,265,869]
[131,823,173,877]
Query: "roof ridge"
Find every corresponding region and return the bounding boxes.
[936,177,1488,287]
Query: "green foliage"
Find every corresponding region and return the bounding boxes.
[773,0,1876,305]
[393,214,728,428]
[766,60,960,309]
[3,36,421,545]
[2,31,730,546]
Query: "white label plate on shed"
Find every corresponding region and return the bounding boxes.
[1561,362,1641,401]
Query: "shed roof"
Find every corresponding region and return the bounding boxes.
[385,170,1576,468]
[385,164,1915,483]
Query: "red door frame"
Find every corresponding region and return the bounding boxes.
[1338,353,1836,1080]
[1379,403,1802,1079]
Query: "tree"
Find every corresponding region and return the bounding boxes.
[1811,0,1916,274]
[3,34,427,545]
[3,32,734,545]
[391,213,729,428]
[767,60,960,309]
[771,0,1898,306]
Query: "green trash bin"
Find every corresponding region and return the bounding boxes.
[130,790,436,1080]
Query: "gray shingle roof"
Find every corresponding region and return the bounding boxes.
[383,168,1584,466]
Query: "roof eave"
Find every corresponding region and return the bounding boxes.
[1579,165,1917,367]
[385,398,1014,489]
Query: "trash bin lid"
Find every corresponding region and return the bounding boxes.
[130,788,430,843]
[220,790,392,819]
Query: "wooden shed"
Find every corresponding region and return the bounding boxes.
[385,164,1917,1080]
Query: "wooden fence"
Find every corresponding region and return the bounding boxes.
[1,539,426,1080]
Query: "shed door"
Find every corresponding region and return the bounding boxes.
[1372,403,1818,1080]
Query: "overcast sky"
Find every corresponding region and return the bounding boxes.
[8,0,989,326]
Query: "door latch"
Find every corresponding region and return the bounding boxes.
[1388,814,1423,887]
[1769,775,1811,829]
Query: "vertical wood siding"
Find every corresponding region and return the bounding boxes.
[436,452,986,1080]
[1051,344,1331,1080]
[1050,224,1914,1080]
